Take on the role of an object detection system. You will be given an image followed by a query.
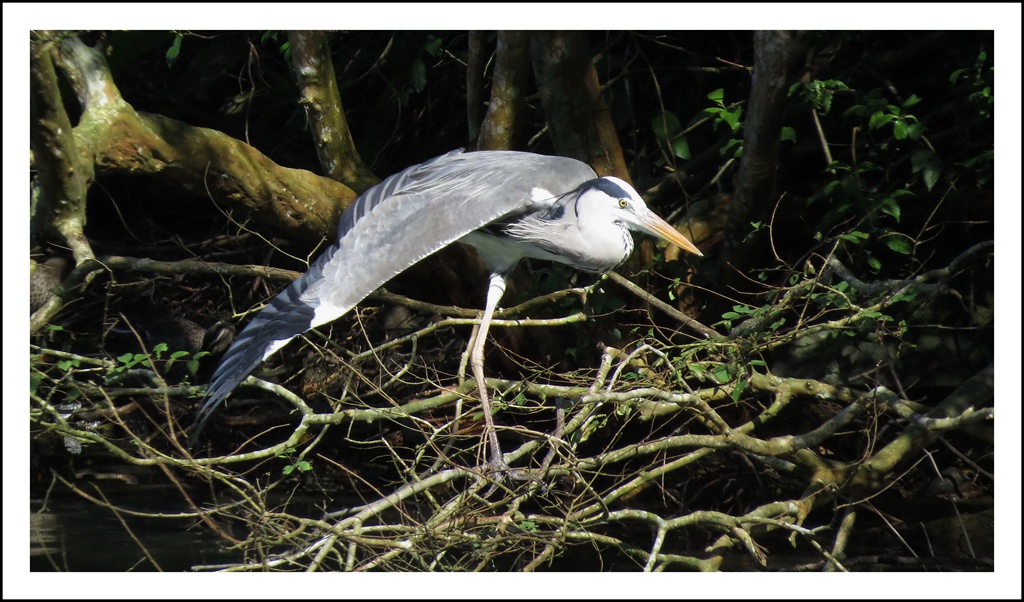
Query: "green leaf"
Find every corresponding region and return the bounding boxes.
[652,111,682,141]
[707,88,724,103]
[780,127,796,143]
[923,162,941,191]
[731,377,749,403]
[423,35,443,57]
[893,120,909,140]
[911,149,932,173]
[720,107,742,132]
[518,520,537,532]
[671,136,691,160]
[720,138,742,157]
[869,112,896,129]
[902,94,922,108]
[884,235,914,255]
[881,198,901,222]
[820,92,833,114]
[409,58,427,93]
[165,34,182,68]
[867,256,882,272]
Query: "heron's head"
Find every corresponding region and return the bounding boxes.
[578,176,703,257]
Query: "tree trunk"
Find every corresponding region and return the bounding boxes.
[730,30,808,234]
[477,31,532,151]
[30,31,93,262]
[466,31,487,149]
[288,31,379,192]
[531,31,630,182]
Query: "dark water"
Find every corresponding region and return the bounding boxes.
[30,486,242,572]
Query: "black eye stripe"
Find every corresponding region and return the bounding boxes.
[571,178,632,218]
[577,177,630,200]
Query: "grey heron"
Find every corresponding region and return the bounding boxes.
[190,149,703,470]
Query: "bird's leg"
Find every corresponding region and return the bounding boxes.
[471,272,509,473]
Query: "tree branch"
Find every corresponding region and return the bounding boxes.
[53,34,356,245]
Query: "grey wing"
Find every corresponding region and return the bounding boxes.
[313,150,597,321]
[191,149,596,440]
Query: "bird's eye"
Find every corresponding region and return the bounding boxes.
[618,199,629,209]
